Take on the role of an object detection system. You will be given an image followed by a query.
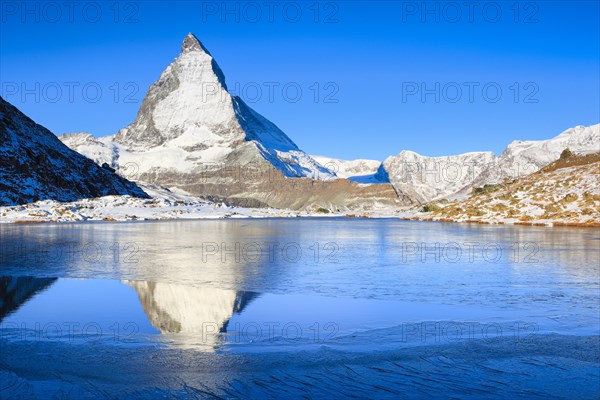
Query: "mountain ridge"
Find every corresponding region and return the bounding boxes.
[0,96,148,207]
[54,34,599,208]
[380,123,599,203]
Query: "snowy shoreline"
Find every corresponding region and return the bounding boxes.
[1,196,597,228]
[0,191,406,224]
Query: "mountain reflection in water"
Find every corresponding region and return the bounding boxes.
[0,276,56,321]
[0,275,260,351]
[125,280,257,348]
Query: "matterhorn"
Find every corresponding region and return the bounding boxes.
[61,33,405,210]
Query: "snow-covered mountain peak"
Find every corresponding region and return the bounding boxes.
[398,150,418,156]
[60,34,360,209]
[500,124,599,161]
[555,125,587,138]
[181,32,206,53]
[60,132,97,146]
[311,155,384,183]
[179,32,228,90]
[114,34,242,150]
[381,150,496,203]
[377,124,599,204]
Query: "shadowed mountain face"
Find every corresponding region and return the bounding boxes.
[0,96,149,206]
[0,276,57,321]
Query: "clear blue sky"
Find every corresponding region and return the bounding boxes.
[1,1,598,160]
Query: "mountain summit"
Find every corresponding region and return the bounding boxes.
[61,34,404,210]
[181,32,204,52]
[179,33,227,88]
[111,33,332,179]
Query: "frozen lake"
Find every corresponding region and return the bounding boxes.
[1,219,599,398]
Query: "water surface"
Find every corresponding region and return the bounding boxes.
[1,219,598,398]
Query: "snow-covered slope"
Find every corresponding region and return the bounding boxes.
[311,155,385,183]
[0,97,148,206]
[416,152,600,226]
[471,124,600,187]
[61,34,333,183]
[59,34,407,211]
[59,132,116,166]
[380,150,496,203]
[380,124,599,203]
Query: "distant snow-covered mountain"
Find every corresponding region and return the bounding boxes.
[61,123,598,208]
[0,96,148,206]
[59,132,115,166]
[379,151,496,203]
[379,124,599,203]
[471,124,600,188]
[311,155,384,183]
[420,152,600,226]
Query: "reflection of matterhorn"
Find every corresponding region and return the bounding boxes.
[0,276,56,321]
[124,281,256,347]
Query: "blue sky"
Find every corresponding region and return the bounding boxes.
[1,1,599,160]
